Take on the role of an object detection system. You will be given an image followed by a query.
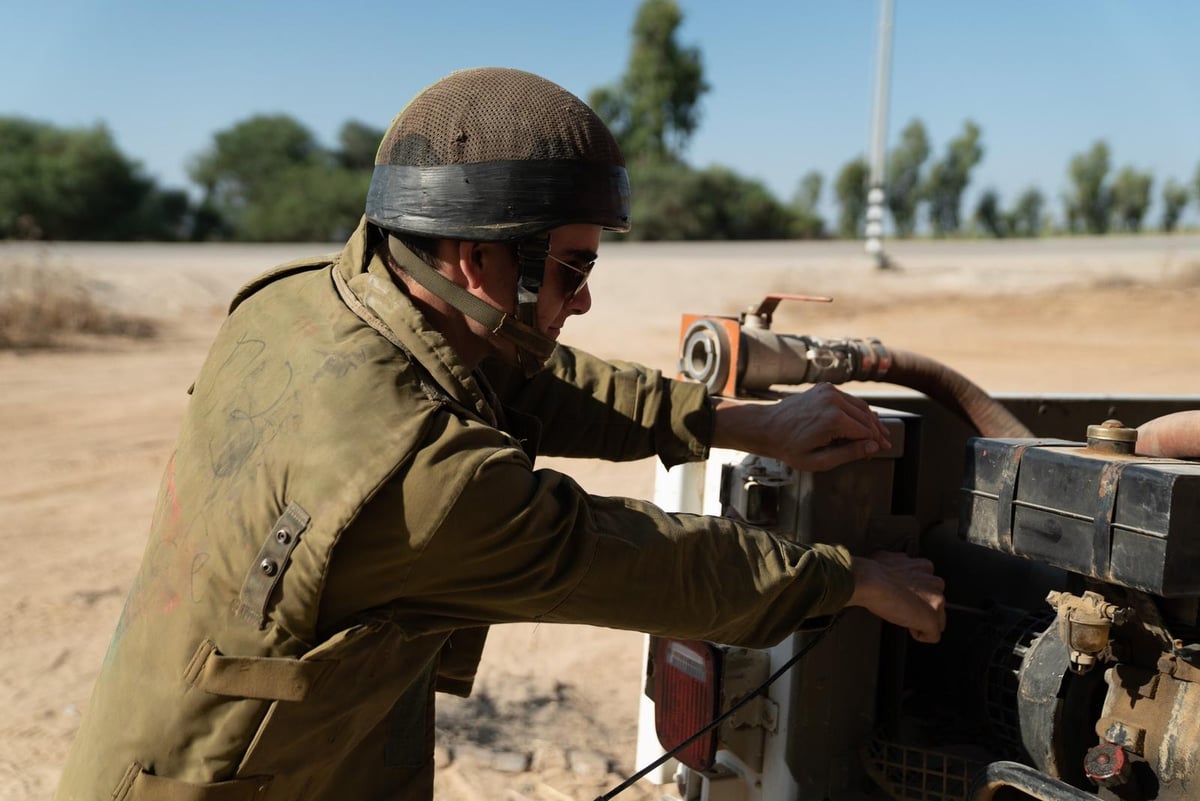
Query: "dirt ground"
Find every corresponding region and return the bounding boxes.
[1,236,1198,801]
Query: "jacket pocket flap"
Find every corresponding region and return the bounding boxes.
[185,640,333,702]
[117,762,271,801]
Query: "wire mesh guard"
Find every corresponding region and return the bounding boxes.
[863,736,985,801]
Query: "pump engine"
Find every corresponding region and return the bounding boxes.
[640,297,1200,801]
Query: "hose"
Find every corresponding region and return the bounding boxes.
[968,761,1096,801]
[682,323,1033,439]
[1135,410,1200,459]
[883,349,1033,439]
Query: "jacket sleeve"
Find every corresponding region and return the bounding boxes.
[399,418,855,650]
[480,345,712,468]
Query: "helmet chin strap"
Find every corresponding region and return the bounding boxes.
[385,235,557,376]
[514,235,550,375]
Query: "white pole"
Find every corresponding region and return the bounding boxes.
[865,0,894,269]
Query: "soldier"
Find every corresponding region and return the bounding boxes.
[57,67,944,800]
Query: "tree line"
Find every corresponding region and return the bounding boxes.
[0,113,382,242]
[1,0,1197,242]
[588,0,1198,241]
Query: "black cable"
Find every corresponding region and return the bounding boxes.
[595,612,844,801]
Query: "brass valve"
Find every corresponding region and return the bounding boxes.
[1046,590,1132,674]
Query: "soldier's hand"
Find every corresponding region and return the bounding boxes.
[711,383,891,472]
[1136,410,1200,459]
[847,551,946,643]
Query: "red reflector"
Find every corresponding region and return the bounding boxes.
[653,638,721,771]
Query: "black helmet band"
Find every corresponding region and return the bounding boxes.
[367,160,631,241]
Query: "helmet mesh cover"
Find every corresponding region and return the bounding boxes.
[376,67,624,168]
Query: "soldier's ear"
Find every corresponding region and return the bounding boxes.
[461,242,517,295]
[459,242,486,289]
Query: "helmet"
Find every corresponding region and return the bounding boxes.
[366,67,630,374]
[366,67,630,240]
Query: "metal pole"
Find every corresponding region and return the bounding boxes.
[865,0,894,268]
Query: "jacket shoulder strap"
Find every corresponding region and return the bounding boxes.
[228,253,339,314]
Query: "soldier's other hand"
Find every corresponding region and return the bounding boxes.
[847,551,946,643]
[711,383,891,473]
[1136,410,1200,459]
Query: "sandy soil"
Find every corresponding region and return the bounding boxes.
[1,236,1198,801]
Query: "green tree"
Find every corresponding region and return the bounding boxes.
[625,160,704,239]
[133,187,193,241]
[698,166,794,239]
[337,120,385,170]
[238,164,369,241]
[790,171,825,238]
[973,189,1006,237]
[0,116,189,240]
[1007,187,1045,237]
[188,114,321,223]
[924,120,984,236]
[1192,162,1200,225]
[1065,140,1111,234]
[885,119,930,237]
[189,114,375,241]
[588,0,709,162]
[834,157,869,238]
[626,161,794,241]
[1161,180,1189,232]
[1109,167,1153,232]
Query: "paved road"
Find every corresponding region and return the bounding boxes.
[2,234,1197,315]
[5,233,1197,270]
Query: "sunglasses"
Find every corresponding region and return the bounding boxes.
[546,252,595,300]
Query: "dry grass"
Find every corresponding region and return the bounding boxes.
[1170,260,1200,288]
[0,258,158,349]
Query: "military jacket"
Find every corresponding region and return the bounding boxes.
[56,220,854,801]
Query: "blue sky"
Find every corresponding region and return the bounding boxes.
[4,1,1199,227]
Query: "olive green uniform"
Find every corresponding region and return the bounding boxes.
[56,220,854,801]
